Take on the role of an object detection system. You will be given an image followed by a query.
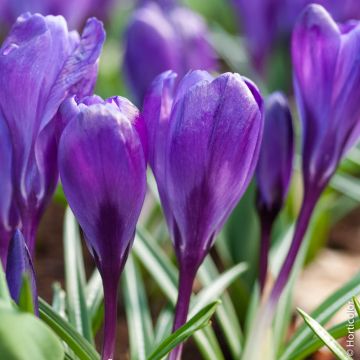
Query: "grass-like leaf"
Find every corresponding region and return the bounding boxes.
[197,257,245,358]
[287,317,360,360]
[18,274,34,314]
[0,264,11,306]
[352,296,360,318]
[39,298,100,360]
[134,226,224,360]
[86,269,104,334]
[281,271,360,360]
[122,253,154,360]
[148,301,220,360]
[297,308,351,360]
[63,207,93,343]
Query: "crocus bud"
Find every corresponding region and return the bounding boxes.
[267,3,360,320]
[6,230,38,312]
[144,70,263,359]
[0,13,105,265]
[123,0,217,105]
[58,95,147,360]
[255,92,294,292]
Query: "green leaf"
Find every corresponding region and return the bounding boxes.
[154,306,173,345]
[0,302,64,360]
[63,207,93,343]
[133,227,178,304]
[297,308,351,360]
[287,317,360,360]
[353,296,360,317]
[86,269,104,335]
[134,226,225,360]
[148,301,220,360]
[39,298,100,360]
[0,263,12,306]
[52,282,67,319]
[281,271,360,360]
[192,261,247,316]
[18,273,34,313]
[196,257,245,358]
[331,173,360,202]
[122,253,154,360]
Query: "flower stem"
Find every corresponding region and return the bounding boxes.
[258,217,272,294]
[102,275,118,360]
[266,195,316,312]
[169,264,197,360]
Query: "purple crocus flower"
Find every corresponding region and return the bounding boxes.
[6,230,38,312]
[255,92,294,293]
[268,3,360,314]
[58,95,147,360]
[123,0,217,105]
[231,0,360,74]
[0,0,113,30]
[0,13,105,266]
[144,70,263,359]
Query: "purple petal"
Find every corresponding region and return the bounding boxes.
[6,230,38,311]
[0,13,105,253]
[256,92,294,214]
[166,73,263,264]
[59,97,147,274]
[293,4,360,189]
[59,95,147,359]
[0,115,14,266]
[123,1,216,104]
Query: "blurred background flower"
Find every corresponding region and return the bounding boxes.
[230,0,360,81]
[0,0,114,29]
[122,0,217,105]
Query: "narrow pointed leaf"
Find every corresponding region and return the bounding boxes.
[154,306,173,345]
[134,226,224,360]
[39,298,100,360]
[196,257,244,358]
[63,207,93,343]
[281,271,360,359]
[352,296,360,318]
[287,318,360,360]
[52,282,67,319]
[148,301,220,360]
[297,308,351,360]
[86,269,104,335]
[122,254,154,360]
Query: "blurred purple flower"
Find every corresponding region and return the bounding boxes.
[0,0,113,30]
[255,92,294,292]
[268,3,360,314]
[58,95,147,360]
[6,230,38,313]
[231,0,360,73]
[143,70,263,359]
[123,0,217,105]
[0,13,105,266]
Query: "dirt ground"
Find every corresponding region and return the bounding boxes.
[34,202,360,360]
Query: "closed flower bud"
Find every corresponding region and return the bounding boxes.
[143,70,263,359]
[123,0,217,105]
[255,92,294,292]
[58,95,147,360]
[6,230,38,312]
